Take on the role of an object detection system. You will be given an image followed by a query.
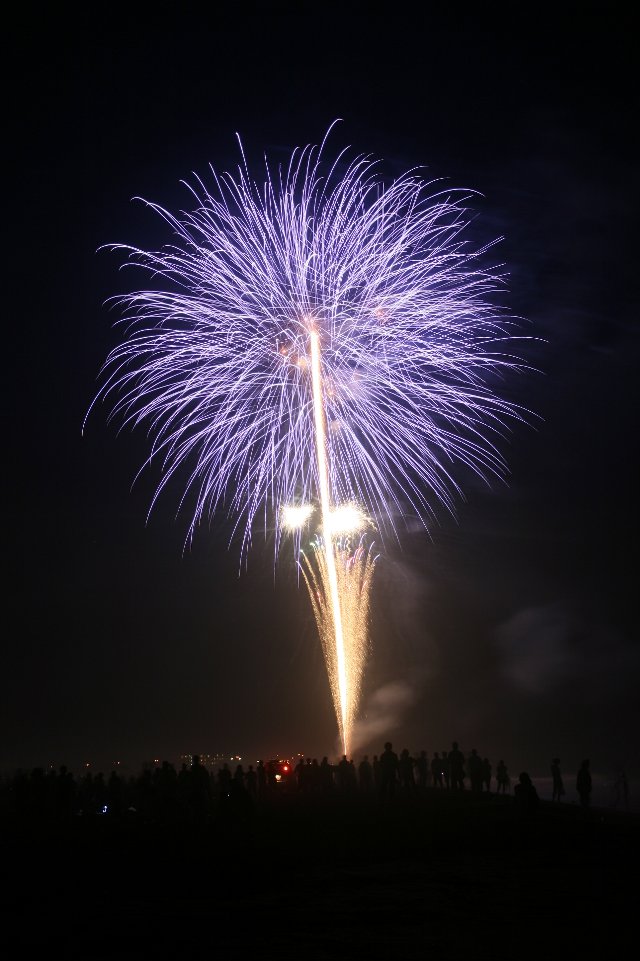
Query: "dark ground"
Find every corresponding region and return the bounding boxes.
[3,791,638,959]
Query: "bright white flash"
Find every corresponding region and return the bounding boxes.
[327,505,369,536]
[281,504,314,531]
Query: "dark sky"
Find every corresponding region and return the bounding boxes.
[6,5,638,778]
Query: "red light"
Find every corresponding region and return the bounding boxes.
[283,765,289,772]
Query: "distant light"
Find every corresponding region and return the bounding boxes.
[281,504,314,531]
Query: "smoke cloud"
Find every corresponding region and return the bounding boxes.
[350,680,417,754]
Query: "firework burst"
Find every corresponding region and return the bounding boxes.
[89,125,525,752]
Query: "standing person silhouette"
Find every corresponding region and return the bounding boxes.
[441,750,450,790]
[482,757,492,793]
[449,742,465,791]
[399,749,416,792]
[378,742,399,802]
[514,772,540,814]
[496,760,509,794]
[358,755,373,794]
[551,758,565,802]
[468,749,483,793]
[416,751,429,790]
[256,760,267,801]
[431,752,443,788]
[613,767,629,810]
[576,759,592,808]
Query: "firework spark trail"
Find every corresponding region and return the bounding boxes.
[308,327,349,750]
[301,537,377,755]
[89,125,527,750]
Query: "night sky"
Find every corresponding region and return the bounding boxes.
[6,6,637,780]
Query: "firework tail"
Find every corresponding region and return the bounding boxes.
[308,327,349,752]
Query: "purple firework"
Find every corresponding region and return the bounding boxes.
[90,126,525,558]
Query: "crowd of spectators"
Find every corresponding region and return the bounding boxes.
[0,743,616,824]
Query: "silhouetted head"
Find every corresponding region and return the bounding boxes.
[452,741,459,750]
[384,742,392,750]
[518,772,532,785]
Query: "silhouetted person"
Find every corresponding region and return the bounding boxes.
[496,760,509,794]
[551,758,565,802]
[154,761,178,821]
[431,752,443,788]
[309,758,321,792]
[358,755,373,793]
[379,742,399,802]
[347,759,358,793]
[372,755,381,792]
[337,755,351,793]
[294,756,306,791]
[399,749,416,792]
[79,770,96,816]
[576,759,592,808]
[441,750,451,790]
[514,772,539,813]
[245,765,258,802]
[449,742,465,791]
[613,767,629,810]
[482,758,492,793]
[56,765,77,820]
[217,763,232,801]
[468,749,483,793]
[303,757,315,793]
[190,755,212,822]
[320,757,334,794]
[228,765,252,820]
[177,763,191,816]
[257,760,267,801]
[416,751,429,790]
